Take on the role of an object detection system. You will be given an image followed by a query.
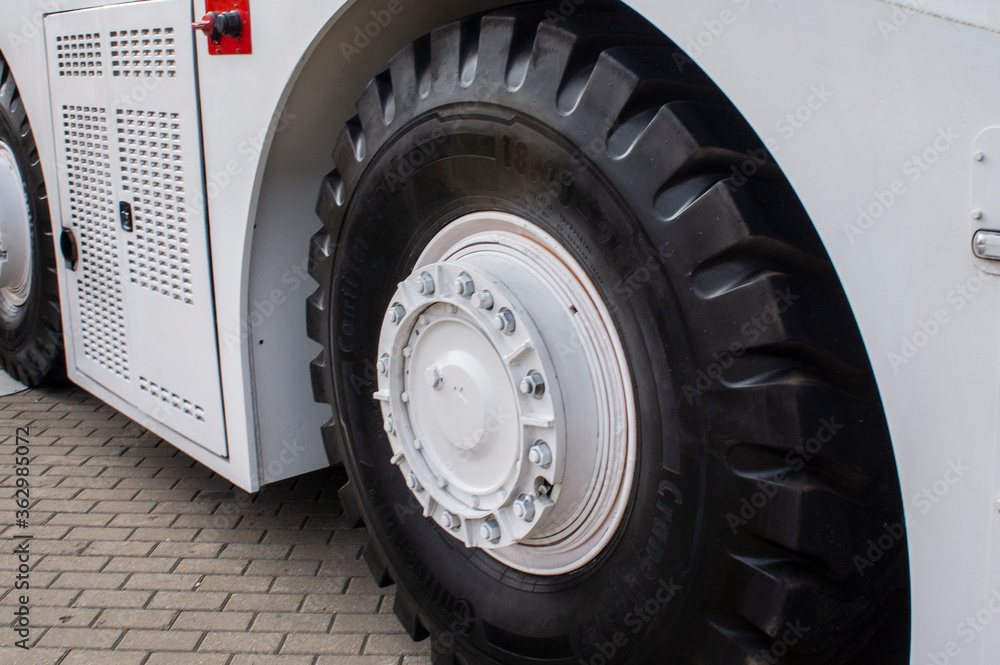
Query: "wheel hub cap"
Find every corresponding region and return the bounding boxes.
[0,141,33,307]
[374,212,636,575]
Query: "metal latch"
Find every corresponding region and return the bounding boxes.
[119,201,133,232]
[973,230,1000,260]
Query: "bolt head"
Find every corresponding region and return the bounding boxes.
[455,274,475,297]
[425,366,443,389]
[416,272,435,296]
[493,308,516,335]
[973,210,984,221]
[480,519,501,543]
[383,416,394,435]
[513,495,535,522]
[389,303,405,324]
[406,473,423,492]
[441,511,461,531]
[377,354,390,376]
[519,371,545,398]
[474,291,495,310]
[528,441,553,468]
[976,152,985,162]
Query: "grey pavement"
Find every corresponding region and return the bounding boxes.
[0,383,430,665]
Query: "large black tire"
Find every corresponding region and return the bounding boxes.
[308,4,909,664]
[0,53,63,386]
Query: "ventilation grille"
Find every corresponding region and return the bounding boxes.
[110,27,176,78]
[140,377,205,422]
[117,108,193,305]
[56,33,103,77]
[63,106,130,380]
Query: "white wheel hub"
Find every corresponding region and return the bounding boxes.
[374,212,636,575]
[0,140,32,307]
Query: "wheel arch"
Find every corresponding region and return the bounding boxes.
[246,0,901,524]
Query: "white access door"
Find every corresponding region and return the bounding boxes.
[46,0,227,456]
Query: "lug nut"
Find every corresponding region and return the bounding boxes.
[406,473,423,492]
[416,272,435,296]
[474,291,495,310]
[441,511,461,531]
[377,354,390,376]
[493,308,516,335]
[519,371,545,398]
[425,366,443,389]
[389,303,405,324]
[528,441,552,468]
[480,519,501,544]
[383,416,395,435]
[513,495,536,522]
[455,274,475,297]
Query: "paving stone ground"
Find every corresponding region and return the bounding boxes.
[0,384,431,665]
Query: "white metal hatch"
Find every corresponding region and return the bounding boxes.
[45,0,227,456]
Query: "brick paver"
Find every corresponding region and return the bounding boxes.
[0,386,429,664]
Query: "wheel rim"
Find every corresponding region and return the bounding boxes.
[0,140,33,307]
[374,211,636,576]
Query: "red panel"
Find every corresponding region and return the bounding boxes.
[200,0,252,55]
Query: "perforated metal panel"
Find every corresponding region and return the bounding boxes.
[109,27,176,78]
[62,105,131,380]
[46,1,226,457]
[140,376,206,422]
[118,108,194,304]
[55,33,104,77]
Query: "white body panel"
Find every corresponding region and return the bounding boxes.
[45,0,228,456]
[1,0,999,662]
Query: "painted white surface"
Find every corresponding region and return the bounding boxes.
[0,0,258,489]
[0,0,998,661]
[45,0,228,456]
[0,371,28,397]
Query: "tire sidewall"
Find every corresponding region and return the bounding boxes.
[330,109,707,663]
[0,106,47,353]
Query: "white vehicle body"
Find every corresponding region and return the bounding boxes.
[0,0,997,661]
